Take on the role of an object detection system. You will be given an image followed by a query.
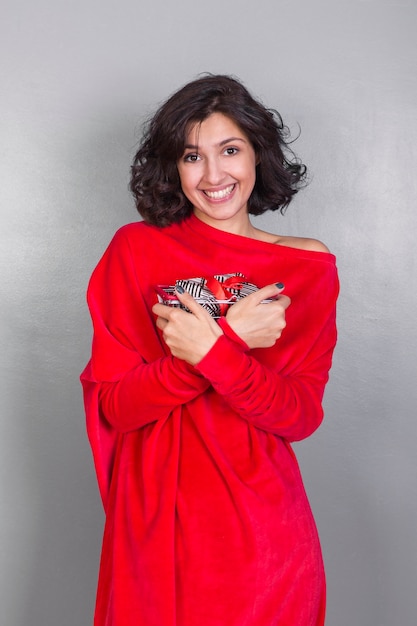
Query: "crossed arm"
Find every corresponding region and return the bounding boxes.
[152,283,290,365]
[98,282,334,440]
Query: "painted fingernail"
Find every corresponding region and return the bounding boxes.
[275,282,285,289]
[175,285,185,294]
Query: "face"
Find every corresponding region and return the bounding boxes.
[177,112,257,232]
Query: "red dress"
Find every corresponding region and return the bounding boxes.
[81,214,339,626]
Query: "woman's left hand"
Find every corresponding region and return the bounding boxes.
[152,290,223,365]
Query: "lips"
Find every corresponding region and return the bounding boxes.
[203,184,235,200]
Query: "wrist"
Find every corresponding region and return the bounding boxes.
[188,325,224,366]
[217,317,250,351]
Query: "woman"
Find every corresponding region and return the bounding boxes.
[81,74,339,626]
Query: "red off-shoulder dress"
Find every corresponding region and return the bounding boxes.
[81,213,338,626]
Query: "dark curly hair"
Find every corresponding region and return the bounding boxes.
[130,74,307,227]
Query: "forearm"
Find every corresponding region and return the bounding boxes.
[99,356,210,432]
[195,335,330,441]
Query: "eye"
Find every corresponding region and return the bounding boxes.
[183,153,201,163]
[223,147,239,156]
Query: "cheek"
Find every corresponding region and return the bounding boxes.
[236,152,256,174]
[239,160,257,188]
[178,169,200,195]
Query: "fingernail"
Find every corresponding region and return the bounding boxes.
[175,285,185,294]
[275,282,285,289]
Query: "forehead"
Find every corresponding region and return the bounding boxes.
[185,112,248,146]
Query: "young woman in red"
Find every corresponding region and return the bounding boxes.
[81,74,338,625]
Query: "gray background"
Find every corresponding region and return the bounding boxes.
[1,0,416,624]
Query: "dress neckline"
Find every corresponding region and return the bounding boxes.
[183,213,336,262]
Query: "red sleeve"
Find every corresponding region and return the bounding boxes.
[98,357,210,432]
[80,226,209,505]
[195,292,338,442]
[83,227,210,429]
[217,316,250,351]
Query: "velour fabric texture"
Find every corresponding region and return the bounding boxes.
[81,213,339,626]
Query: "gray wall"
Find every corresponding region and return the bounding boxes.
[1,0,416,624]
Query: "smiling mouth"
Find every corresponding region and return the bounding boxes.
[203,184,235,200]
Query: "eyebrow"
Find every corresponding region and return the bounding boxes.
[183,137,247,150]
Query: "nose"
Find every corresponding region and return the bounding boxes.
[204,157,225,186]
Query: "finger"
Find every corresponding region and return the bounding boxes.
[247,282,286,305]
[175,287,213,320]
[155,314,168,330]
[273,294,291,310]
[152,302,174,318]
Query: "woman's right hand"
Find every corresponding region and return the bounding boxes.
[224,283,291,349]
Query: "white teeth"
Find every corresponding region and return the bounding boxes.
[204,184,234,199]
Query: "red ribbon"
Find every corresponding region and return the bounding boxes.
[204,275,246,315]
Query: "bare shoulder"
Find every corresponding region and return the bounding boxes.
[275,235,331,253]
[252,227,331,253]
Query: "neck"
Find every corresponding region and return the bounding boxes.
[192,211,257,238]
